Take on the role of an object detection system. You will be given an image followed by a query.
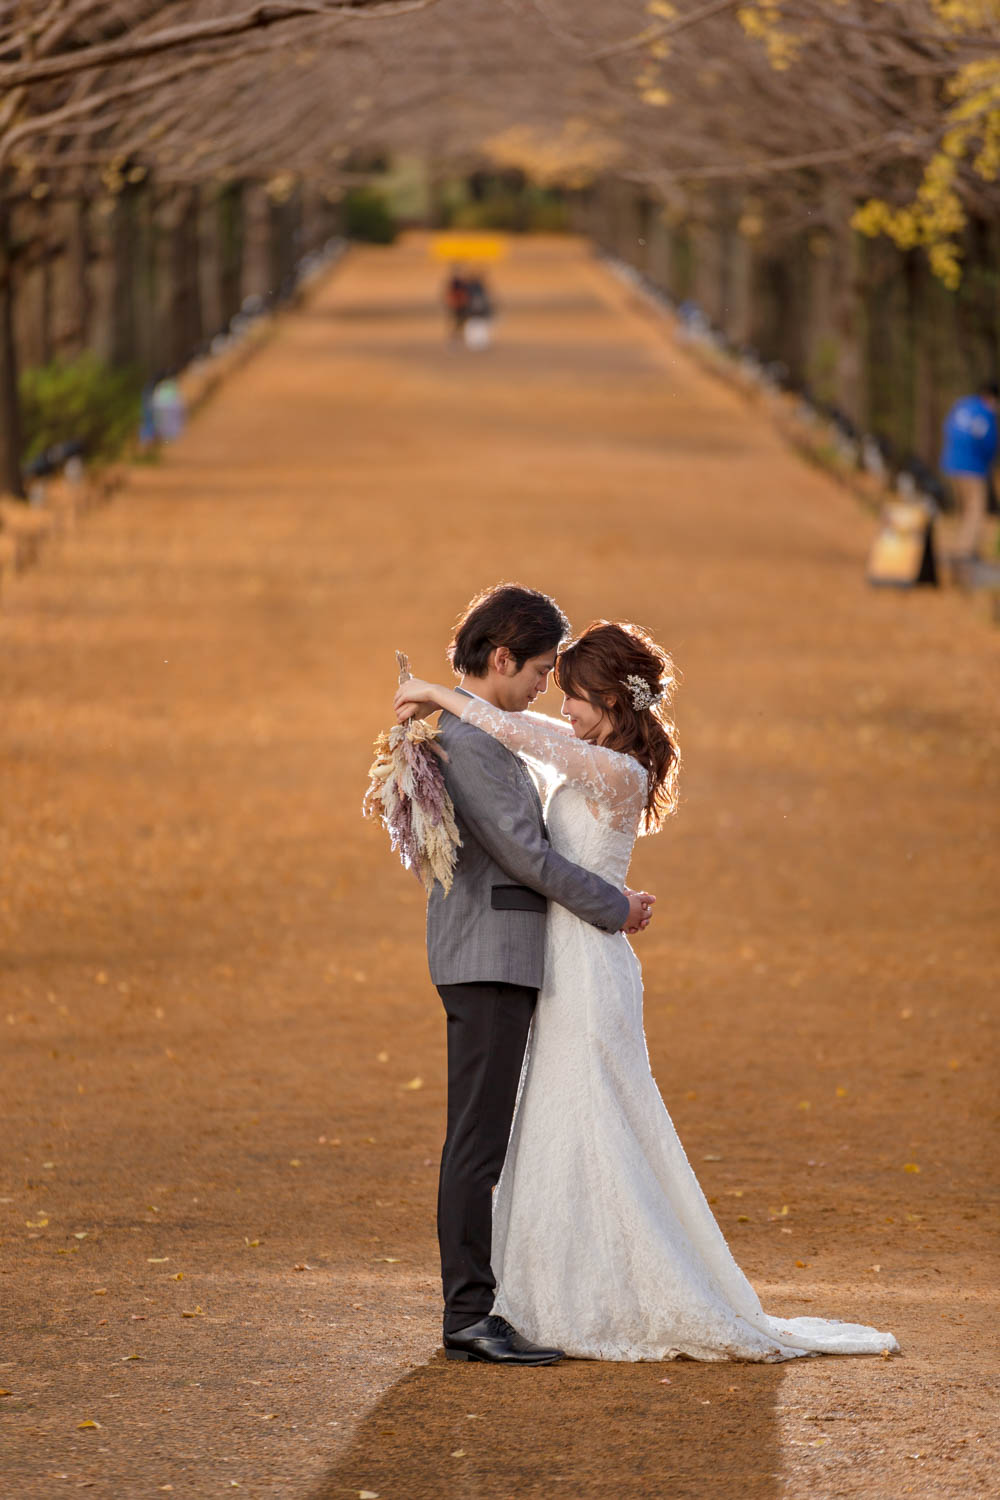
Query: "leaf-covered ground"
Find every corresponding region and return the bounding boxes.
[1,235,997,1498]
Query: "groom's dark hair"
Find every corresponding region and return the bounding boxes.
[449,583,570,677]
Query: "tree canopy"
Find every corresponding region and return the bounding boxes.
[2,2,997,283]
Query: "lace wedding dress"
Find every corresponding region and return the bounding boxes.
[459,698,899,1362]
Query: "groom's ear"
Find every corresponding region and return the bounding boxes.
[492,645,514,675]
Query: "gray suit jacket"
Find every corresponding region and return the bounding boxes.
[426,693,630,988]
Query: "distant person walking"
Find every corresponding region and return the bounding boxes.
[463,271,495,352]
[940,381,998,568]
[444,266,470,341]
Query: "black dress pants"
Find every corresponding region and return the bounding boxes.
[436,981,537,1336]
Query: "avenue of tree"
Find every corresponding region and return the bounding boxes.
[1,1,998,494]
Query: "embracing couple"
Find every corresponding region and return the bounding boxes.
[394,583,897,1367]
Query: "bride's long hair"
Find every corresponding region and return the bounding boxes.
[555,621,680,834]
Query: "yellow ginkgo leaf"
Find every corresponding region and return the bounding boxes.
[903,1163,921,1174]
[181,1306,203,1317]
[77,1419,100,1430]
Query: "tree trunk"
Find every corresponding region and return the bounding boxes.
[0,182,25,498]
[165,185,203,370]
[217,180,244,329]
[110,182,141,368]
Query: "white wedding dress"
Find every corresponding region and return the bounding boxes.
[459,699,899,1362]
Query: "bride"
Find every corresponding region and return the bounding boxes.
[394,620,898,1362]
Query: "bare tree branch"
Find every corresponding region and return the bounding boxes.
[0,0,440,89]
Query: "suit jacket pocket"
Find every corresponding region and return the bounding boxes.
[490,883,547,914]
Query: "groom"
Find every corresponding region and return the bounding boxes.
[420,583,655,1365]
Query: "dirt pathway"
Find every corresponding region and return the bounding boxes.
[2,234,997,1499]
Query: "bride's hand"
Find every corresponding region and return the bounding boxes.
[393,677,441,722]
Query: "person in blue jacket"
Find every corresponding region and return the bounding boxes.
[940,381,998,564]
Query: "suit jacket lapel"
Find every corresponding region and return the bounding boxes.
[454,686,546,829]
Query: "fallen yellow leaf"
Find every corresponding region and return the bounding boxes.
[376,1257,400,1264]
[903,1163,921,1174]
[451,1450,465,1458]
[401,1077,424,1091]
[77,1419,100,1430]
[180,1306,203,1318]
[91,1288,107,1296]
[0,1390,11,1397]
[25,1218,49,1229]
[289,1159,302,1167]
[835,1086,848,1098]
[171,1272,185,1280]
[148,1257,169,1263]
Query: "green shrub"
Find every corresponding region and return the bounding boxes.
[448,189,570,234]
[342,188,397,244]
[19,354,142,467]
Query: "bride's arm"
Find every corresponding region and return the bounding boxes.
[393,679,645,804]
[522,709,574,736]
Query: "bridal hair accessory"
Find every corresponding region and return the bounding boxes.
[624,673,662,712]
[362,651,461,895]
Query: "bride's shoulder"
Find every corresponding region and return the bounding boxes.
[589,743,649,795]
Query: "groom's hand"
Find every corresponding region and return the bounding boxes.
[624,889,655,934]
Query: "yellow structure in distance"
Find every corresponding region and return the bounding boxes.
[430,234,508,262]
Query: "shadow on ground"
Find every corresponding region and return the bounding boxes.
[309,1354,786,1500]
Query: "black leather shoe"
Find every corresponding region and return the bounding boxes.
[443,1314,564,1365]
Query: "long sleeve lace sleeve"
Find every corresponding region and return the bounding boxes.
[459,697,647,827]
